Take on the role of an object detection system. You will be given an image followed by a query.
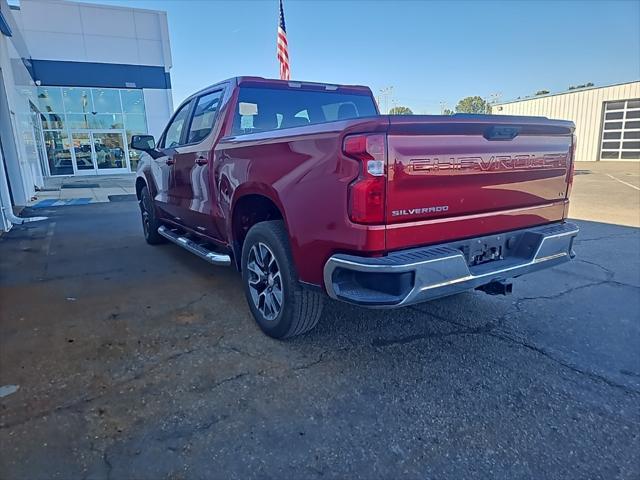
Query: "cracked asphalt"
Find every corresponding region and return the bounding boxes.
[1,162,639,479]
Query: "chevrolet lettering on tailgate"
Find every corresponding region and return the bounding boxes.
[408,153,568,173]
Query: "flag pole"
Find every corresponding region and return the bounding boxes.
[277,0,290,80]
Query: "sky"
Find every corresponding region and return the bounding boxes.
[82,0,639,113]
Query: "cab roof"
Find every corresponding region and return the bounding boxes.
[186,76,373,102]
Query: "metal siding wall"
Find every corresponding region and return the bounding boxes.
[495,82,640,161]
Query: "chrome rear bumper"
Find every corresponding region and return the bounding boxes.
[323,222,579,307]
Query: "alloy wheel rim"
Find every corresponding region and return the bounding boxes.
[142,211,150,236]
[140,195,151,237]
[247,242,283,321]
[140,199,150,237]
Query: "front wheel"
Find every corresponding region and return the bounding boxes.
[139,185,164,245]
[241,221,323,339]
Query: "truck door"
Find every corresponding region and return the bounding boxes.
[170,90,224,239]
[151,99,194,220]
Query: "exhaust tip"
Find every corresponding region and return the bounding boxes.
[477,280,513,296]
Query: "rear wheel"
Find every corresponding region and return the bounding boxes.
[241,221,323,339]
[139,185,164,245]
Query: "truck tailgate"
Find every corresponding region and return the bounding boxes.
[385,115,574,249]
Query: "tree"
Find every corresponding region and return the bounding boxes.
[535,90,550,96]
[388,106,413,115]
[569,82,594,90]
[455,96,491,114]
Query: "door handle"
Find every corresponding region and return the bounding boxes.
[195,156,208,166]
[166,158,175,166]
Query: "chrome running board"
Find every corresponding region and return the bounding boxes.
[157,225,231,266]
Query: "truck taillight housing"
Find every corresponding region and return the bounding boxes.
[566,133,577,198]
[343,134,386,224]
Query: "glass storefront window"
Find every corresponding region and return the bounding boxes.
[124,112,148,171]
[92,88,122,113]
[124,114,147,132]
[121,89,146,114]
[66,113,125,130]
[62,88,92,114]
[89,114,124,129]
[66,114,91,129]
[43,130,73,176]
[127,133,140,171]
[40,112,65,129]
[38,86,149,175]
[37,87,63,114]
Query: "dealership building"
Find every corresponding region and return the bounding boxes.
[493,81,640,162]
[0,0,173,230]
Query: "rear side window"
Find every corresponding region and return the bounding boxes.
[231,87,378,136]
[187,91,223,144]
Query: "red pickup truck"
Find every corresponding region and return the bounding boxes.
[131,76,578,339]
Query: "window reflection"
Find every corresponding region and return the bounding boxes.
[71,133,94,171]
[65,114,90,129]
[62,88,92,114]
[187,91,222,143]
[89,114,124,129]
[91,88,122,113]
[38,87,149,174]
[121,89,145,114]
[37,87,64,114]
[94,133,126,170]
[124,113,147,132]
[124,114,148,171]
[39,112,64,129]
[44,131,73,176]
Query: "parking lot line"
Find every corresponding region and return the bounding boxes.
[605,173,640,191]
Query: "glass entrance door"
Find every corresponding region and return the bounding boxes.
[92,131,129,174]
[71,132,96,174]
[69,130,130,175]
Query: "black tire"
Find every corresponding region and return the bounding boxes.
[241,220,323,339]
[139,185,164,245]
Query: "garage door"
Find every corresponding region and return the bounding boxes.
[600,99,640,161]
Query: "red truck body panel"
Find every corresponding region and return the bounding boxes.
[217,117,388,284]
[137,77,575,288]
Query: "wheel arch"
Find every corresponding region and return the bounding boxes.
[230,189,288,271]
[135,176,147,200]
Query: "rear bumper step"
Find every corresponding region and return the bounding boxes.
[323,222,579,307]
[158,225,231,266]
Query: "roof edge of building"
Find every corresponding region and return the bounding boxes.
[21,0,168,16]
[495,79,640,106]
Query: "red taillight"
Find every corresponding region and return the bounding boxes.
[566,134,576,198]
[343,134,386,224]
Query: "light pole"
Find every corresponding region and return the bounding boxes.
[379,86,394,114]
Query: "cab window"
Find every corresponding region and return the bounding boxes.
[162,100,192,148]
[232,87,377,136]
[187,91,223,144]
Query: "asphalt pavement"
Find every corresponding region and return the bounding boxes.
[0,162,638,479]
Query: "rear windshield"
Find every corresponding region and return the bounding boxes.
[231,86,378,136]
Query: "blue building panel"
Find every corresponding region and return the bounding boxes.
[0,10,13,37]
[31,60,171,89]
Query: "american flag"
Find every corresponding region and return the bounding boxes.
[277,0,290,80]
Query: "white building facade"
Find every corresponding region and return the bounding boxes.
[494,81,640,163]
[0,0,173,230]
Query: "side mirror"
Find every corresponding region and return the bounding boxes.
[130,135,156,151]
